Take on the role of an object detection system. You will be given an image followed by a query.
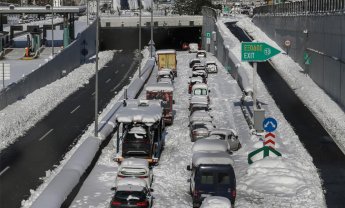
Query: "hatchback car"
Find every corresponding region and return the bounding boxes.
[205,61,218,73]
[210,129,241,152]
[189,58,201,68]
[189,121,216,142]
[196,50,207,58]
[110,178,153,208]
[116,158,153,187]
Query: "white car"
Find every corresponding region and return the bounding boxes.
[196,50,207,58]
[205,61,218,73]
[116,158,153,187]
[210,129,241,152]
[189,43,199,53]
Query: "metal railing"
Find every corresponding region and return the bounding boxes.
[254,0,345,15]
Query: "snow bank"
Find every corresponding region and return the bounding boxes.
[236,17,345,154]
[0,51,115,152]
[200,196,231,208]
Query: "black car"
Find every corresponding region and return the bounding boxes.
[110,183,153,208]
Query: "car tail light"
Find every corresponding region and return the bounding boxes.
[112,201,122,205]
[136,201,148,206]
[193,190,199,197]
[138,176,148,179]
[231,190,236,198]
[117,175,126,178]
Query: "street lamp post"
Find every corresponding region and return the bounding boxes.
[150,0,153,58]
[138,1,142,77]
[94,0,99,137]
[51,0,54,56]
[87,0,89,25]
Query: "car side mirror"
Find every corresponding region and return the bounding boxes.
[187,165,191,171]
[173,100,175,104]
[187,178,191,182]
[208,90,211,93]
[150,188,154,192]
[111,187,116,191]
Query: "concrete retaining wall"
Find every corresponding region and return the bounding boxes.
[253,15,345,109]
[0,21,96,111]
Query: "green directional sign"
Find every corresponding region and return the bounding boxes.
[223,6,229,13]
[304,52,312,65]
[241,42,281,62]
[248,146,282,164]
[206,32,211,38]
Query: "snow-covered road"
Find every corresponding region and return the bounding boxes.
[68,51,325,207]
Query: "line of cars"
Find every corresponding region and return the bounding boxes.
[108,49,177,208]
[186,52,241,208]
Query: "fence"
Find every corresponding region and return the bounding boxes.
[254,0,345,15]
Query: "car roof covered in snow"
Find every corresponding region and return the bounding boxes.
[190,96,208,105]
[146,83,174,92]
[116,178,148,189]
[157,69,173,75]
[210,129,236,137]
[192,152,234,166]
[190,110,212,123]
[190,76,204,83]
[190,58,201,63]
[205,60,216,65]
[200,196,231,208]
[192,138,228,153]
[156,49,176,54]
[128,126,146,134]
[120,158,149,169]
[191,121,214,130]
[116,99,162,124]
[192,70,207,76]
[197,50,207,53]
[192,83,208,90]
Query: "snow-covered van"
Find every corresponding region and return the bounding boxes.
[192,83,210,102]
[189,43,199,53]
[156,49,177,76]
[187,152,236,207]
[146,83,174,125]
[116,158,153,187]
[192,137,229,154]
[115,99,165,164]
[188,76,204,94]
[200,196,232,208]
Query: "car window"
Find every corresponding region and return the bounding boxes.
[212,133,226,140]
[218,173,230,184]
[194,89,208,96]
[114,191,146,202]
[193,123,206,129]
[120,167,147,176]
[201,172,214,184]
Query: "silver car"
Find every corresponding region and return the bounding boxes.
[210,129,241,152]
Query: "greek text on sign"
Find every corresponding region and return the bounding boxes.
[241,42,281,62]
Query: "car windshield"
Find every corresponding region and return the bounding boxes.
[211,133,226,140]
[193,123,207,129]
[194,89,208,96]
[126,133,148,142]
[114,191,146,202]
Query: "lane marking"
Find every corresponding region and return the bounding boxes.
[0,166,10,176]
[106,78,111,83]
[115,70,119,74]
[39,129,54,141]
[91,91,95,96]
[70,105,81,114]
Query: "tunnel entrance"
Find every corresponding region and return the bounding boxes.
[100,27,202,51]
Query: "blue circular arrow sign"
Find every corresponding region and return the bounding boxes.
[263,117,278,132]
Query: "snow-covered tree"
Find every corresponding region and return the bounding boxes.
[173,0,213,15]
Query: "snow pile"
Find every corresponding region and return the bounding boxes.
[236,17,345,153]
[200,196,231,208]
[0,51,115,152]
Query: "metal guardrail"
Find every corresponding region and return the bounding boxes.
[254,0,345,15]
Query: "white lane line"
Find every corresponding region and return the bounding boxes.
[70,105,81,114]
[39,129,54,141]
[92,91,95,96]
[106,78,111,83]
[115,70,119,74]
[0,166,10,176]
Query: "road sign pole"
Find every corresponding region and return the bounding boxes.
[2,63,4,89]
[253,62,257,109]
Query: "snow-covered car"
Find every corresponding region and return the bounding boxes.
[189,43,199,53]
[192,136,229,154]
[116,158,153,187]
[196,50,207,58]
[189,110,213,124]
[189,58,201,68]
[110,178,153,208]
[192,64,207,73]
[157,68,174,84]
[191,83,210,102]
[190,103,209,115]
[189,121,216,142]
[210,129,241,152]
[191,70,207,84]
[187,152,236,207]
[205,61,218,73]
[188,76,204,94]
[189,95,209,113]
[200,196,232,208]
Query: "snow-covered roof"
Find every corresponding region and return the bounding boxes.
[190,76,204,83]
[192,83,208,90]
[116,184,145,192]
[156,49,176,54]
[158,78,172,85]
[116,178,148,188]
[197,50,207,53]
[192,138,228,154]
[189,43,198,46]
[192,152,234,166]
[146,83,174,92]
[200,196,232,208]
[120,158,149,169]
[189,58,201,63]
[190,110,212,123]
[191,121,215,130]
[192,70,207,76]
[210,129,236,137]
[157,69,173,76]
[190,96,208,105]
[116,99,163,124]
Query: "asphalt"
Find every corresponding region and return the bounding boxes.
[0,50,139,208]
[226,22,345,208]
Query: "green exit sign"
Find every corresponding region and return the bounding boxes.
[241,42,280,62]
[206,32,211,37]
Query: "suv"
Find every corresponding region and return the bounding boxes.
[187,152,236,208]
[110,178,153,208]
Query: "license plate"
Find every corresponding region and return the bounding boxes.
[201,194,211,198]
